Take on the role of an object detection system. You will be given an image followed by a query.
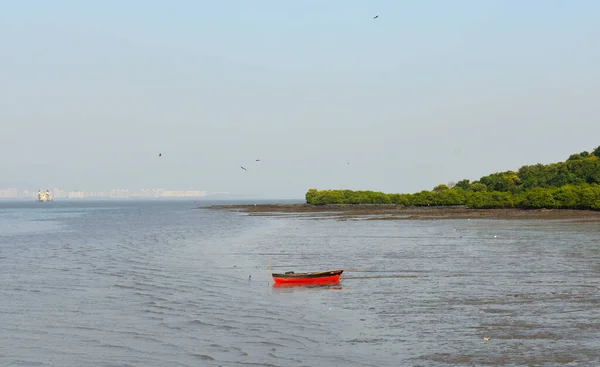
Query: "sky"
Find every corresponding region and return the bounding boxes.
[1,0,600,199]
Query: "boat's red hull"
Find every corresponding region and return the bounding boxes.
[272,282,343,289]
[271,270,343,285]
[272,275,342,284]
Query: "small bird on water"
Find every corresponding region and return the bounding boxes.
[483,337,490,342]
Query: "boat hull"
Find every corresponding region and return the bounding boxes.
[272,269,343,284]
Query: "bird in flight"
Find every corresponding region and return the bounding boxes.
[373,15,379,19]
[158,153,162,157]
[347,160,351,165]
[240,166,247,171]
[255,159,260,162]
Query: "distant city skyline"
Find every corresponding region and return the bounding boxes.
[0,186,212,200]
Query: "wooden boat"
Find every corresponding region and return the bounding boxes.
[271,269,343,284]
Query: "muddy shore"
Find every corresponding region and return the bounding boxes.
[204,204,600,221]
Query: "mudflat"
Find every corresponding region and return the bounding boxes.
[204,204,600,221]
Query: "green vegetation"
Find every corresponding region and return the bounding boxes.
[305,146,600,210]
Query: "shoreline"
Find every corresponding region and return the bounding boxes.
[203,204,600,221]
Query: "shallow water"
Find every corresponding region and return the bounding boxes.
[1,200,598,366]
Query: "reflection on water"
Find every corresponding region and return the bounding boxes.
[272,281,343,290]
[0,201,599,366]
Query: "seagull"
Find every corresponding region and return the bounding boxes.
[373,15,379,19]
[240,166,247,171]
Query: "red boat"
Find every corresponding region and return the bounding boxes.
[271,269,343,285]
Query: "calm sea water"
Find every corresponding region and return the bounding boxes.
[1,200,599,367]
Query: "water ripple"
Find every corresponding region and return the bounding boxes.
[1,201,599,366]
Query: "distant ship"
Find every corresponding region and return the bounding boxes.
[37,189,53,202]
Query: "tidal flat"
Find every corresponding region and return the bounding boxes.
[206,204,600,222]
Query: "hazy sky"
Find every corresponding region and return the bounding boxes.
[2,1,599,198]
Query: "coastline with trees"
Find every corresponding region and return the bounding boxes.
[208,145,600,220]
[305,146,600,210]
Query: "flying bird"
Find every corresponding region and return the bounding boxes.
[347,160,351,165]
[373,15,379,19]
[255,159,260,162]
[240,166,247,171]
[158,153,162,157]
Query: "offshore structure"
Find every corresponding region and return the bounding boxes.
[37,189,53,202]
